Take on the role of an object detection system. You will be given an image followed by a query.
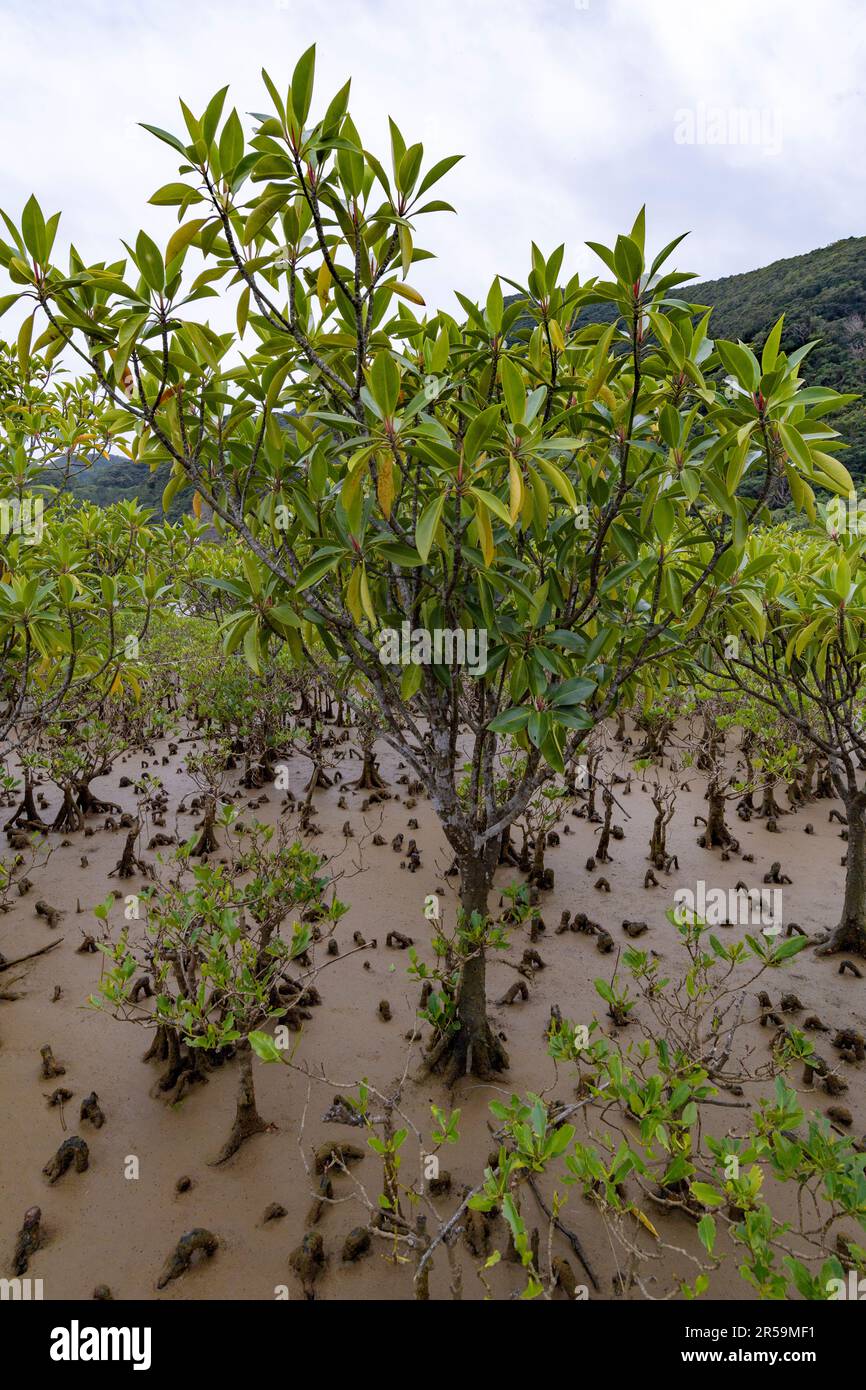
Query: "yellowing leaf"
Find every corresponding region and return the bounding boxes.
[400,225,413,280]
[377,453,394,518]
[535,456,577,511]
[812,450,854,498]
[520,474,535,528]
[317,259,332,308]
[345,564,364,624]
[632,1208,660,1240]
[359,562,377,627]
[390,281,425,306]
[430,325,450,373]
[474,494,494,565]
[400,661,423,700]
[508,458,523,523]
[415,494,446,562]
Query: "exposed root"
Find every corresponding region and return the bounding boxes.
[156,1229,219,1288]
[424,1021,509,1086]
[13,1206,42,1275]
[43,1136,89,1184]
[816,919,866,959]
[209,1048,271,1165]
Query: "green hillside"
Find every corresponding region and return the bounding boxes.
[66,235,866,515]
[66,454,192,521]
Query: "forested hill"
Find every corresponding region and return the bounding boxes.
[65,235,866,515]
[65,453,190,522]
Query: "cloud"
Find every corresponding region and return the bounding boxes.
[0,0,863,322]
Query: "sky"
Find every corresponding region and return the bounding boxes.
[0,0,864,321]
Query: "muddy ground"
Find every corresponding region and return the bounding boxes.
[1,722,863,1301]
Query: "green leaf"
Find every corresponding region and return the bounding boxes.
[614,233,642,285]
[369,351,401,417]
[500,357,527,426]
[243,620,262,674]
[468,485,512,527]
[16,313,32,373]
[415,494,446,562]
[653,496,675,544]
[21,195,47,262]
[463,404,500,465]
[761,315,784,373]
[161,467,184,514]
[140,123,190,158]
[416,153,463,199]
[487,706,530,734]
[486,277,504,334]
[202,86,229,146]
[715,339,759,392]
[243,191,291,245]
[135,229,164,292]
[249,1031,282,1063]
[219,109,245,173]
[777,421,812,473]
[550,676,596,708]
[697,1214,716,1256]
[295,551,342,591]
[690,1182,725,1208]
[290,44,316,129]
[165,218,208,267]
[149,181,197,207]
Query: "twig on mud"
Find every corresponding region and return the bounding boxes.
[527,1176,599,1290]
[0,937,64,972]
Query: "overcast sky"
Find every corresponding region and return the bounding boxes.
[1,0,864,320]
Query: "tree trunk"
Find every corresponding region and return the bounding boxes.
[111,820,147,878]
[5,770,48,831]
[425,852,508,1084]
[819,790,866,956]
[303,762,333,796]
[210,1046,270,1164]
[529,829,546,882]
[758,782,784,819]
[348,748,386,790]
[52,785,83,833]
[703,782,733,848]
[800,750,818,799]
[190,797,219,856]
[649,793,674,868]
[596,789,614,862]
[76,780,122,816]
